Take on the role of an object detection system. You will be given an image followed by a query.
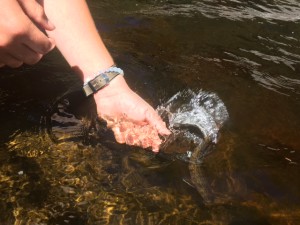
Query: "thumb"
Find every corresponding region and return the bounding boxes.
[17,0,55,31]
[145,108,171,136]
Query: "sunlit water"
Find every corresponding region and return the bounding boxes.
[1,0,300,224]
[158,89,229,143]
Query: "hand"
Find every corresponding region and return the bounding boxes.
[0,0,55,68]
[94,75,170,152]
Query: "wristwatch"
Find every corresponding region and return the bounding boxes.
[82,66,124,97]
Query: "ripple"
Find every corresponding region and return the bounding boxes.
[251,70,300,95]
[240,48,300,70]
[137,0,300,21]
[223,49,300,96]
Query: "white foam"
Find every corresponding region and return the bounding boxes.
[158,89,229,146]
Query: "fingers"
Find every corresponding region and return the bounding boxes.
[17,0,56,55]
[0,39,53,68]
[9,43,43,65]
[102,116,163,152]
[0,0,55,67]
[0,37,49,67]
[112,126,126,144]
[23,25,56,55]
[18,0,56,54]
[145,108,171,136]
[17,0,55,31]
[0,53,23,68]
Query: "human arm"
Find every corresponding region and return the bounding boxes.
[43,0,170,151]
[0,0,55,68]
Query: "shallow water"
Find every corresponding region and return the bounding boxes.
[1,0,300,224]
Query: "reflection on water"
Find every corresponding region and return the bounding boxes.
[127,0,300,97]
[1,0,300,224]
[138,0,300,21]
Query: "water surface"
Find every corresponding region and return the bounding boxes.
[1,0,300,224]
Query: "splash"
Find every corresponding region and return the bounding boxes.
[157,90,229,162]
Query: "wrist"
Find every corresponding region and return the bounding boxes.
[93,75,129,99]
[82,65,124,97]
[82,62,114,83]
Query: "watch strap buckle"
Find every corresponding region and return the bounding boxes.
[83,67,124,97]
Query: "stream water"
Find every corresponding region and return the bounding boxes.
[1,0,300,224]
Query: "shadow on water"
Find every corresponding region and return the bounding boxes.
[1,0,300,224]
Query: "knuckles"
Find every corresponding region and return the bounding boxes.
[0,0,49,67]
[7,60,23,68]
[32,4,46,24]
[24,54,42,65]
[39,40,54,54]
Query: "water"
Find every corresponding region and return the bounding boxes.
[158,89,229,143]
[158,89,229,205]
[1,0,300,224]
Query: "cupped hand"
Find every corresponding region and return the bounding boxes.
[93,75,170,152]
[0,0,55,68]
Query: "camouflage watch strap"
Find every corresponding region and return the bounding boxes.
[83,67,124,97]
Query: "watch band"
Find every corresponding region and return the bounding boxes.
[83,66,124,97]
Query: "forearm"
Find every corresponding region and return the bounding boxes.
[42,0,170,151]
[43,0,114,82]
